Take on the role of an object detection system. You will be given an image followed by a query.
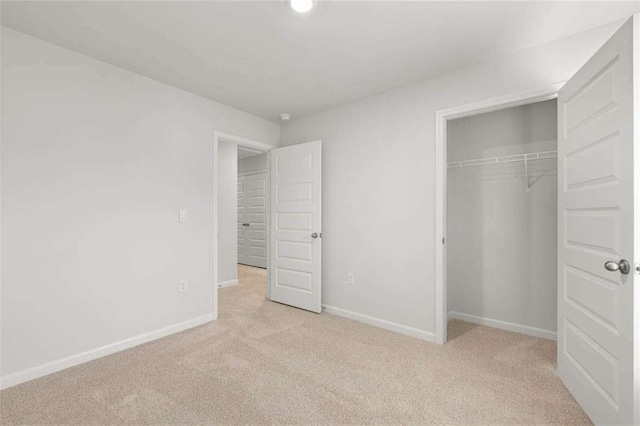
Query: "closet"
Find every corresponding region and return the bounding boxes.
[237,154,268,268]
[446,99,558,340]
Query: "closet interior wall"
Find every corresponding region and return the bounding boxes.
[446,99,558,338]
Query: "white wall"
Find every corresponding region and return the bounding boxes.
[238,153,267,174]
[447,100,557,335]
[217,141,238,285]
[1,28,279,381]
[0,5,4,376]
[280,21,624,339]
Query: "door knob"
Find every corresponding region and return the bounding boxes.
[604,259,631,275]
[311,232,319,239]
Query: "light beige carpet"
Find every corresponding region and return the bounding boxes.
[1,265,590,425]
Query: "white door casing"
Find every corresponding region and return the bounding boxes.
[557,16,637,425]
[270,141,322,313]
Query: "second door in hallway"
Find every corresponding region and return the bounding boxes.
[238,172,267,268]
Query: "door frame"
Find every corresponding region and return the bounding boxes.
[213,131,274,320]
[433,82,565,344]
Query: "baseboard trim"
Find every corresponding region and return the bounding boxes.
[218,279,239,288]
[448,311,556,341]
[0,314,214,390]
[323,305,435,343]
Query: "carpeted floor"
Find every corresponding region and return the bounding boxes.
[1,264,591,425]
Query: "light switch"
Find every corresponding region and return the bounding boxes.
[179,209,188,222]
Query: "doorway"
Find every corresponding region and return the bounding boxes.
[213,133,324,318]
[213,131,273,320]
[235,147,270,307]
[445,98,558,342]
[434,83,563,345]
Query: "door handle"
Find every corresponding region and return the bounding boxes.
[311,232,319,239]
[604,259,631,275]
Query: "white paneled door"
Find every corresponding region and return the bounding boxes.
[270,141,322,313]
[557,16,638,425]
[237,173,268,268]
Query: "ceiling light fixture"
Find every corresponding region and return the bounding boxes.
[289,0,313,13]
[279,113,292,121]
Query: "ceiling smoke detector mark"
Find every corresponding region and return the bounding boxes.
[279,113,292,121]
[289,0,313,13]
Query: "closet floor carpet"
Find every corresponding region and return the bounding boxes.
[1,265,590,425]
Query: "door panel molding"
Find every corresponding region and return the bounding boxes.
[238,172,268,268]
[557,17,636,425]
[270,141,322,313]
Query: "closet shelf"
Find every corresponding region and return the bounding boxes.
[448,150,558,191]
[447,150,557,169]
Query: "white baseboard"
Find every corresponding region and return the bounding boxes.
[448,311,556,341]
[323,305,435,343]
[0,313,214,390]
[218,279,239,288]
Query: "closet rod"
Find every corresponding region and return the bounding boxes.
[446,150,557,169]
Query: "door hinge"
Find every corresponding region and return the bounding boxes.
[442,237,445,244]
[635,262,640,276]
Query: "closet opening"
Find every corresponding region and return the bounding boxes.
[443,97,559,344]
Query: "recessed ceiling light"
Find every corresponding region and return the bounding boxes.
[290,0,313,13]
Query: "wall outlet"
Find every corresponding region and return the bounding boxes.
[179,279,189,293]
[346,272,355,286]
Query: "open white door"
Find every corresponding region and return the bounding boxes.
[269,141,322,313]
[558,16,638,425]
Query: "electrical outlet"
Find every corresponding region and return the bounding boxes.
[179,279,189,293]
[346,272,355,286]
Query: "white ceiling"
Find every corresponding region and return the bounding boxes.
[3,1,639,122]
